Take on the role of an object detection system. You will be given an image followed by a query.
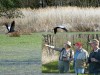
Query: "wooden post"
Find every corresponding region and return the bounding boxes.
[96,34,100,47]
[73,34,75,47]
[50,35,54,55]
[87,34,90,51]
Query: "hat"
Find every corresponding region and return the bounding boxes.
[74,42,82,46]
[66,41,72,47]
[89,39,99,44]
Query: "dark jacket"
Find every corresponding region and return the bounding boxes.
[88,49,100,73]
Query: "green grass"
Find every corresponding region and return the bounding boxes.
[42,61,59,73]
[42,61,92,75]
[0,33,42,75]
[0,33,42,61]
[42,61,74,73]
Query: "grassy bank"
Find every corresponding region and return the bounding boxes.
[0,33,42,61]
[0,33,42,75]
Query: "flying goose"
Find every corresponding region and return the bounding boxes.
[53,26,68,34]
[5,21,15,33]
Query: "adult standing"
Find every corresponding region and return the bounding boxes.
[74,42,89,74]
[45,41,74,73]
[88,39,100,75]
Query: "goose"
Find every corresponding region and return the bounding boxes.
[53,26,68,34]
[5,21,20,37]
[5,21,15,33]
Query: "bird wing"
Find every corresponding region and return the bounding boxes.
[58,26,65,28]
[5,24,10,31]
[62,28,68,32]
[54,27,60,34]
[10,21,15,32]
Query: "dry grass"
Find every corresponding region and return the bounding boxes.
[7,31,20,37]
[0,6,100,34]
